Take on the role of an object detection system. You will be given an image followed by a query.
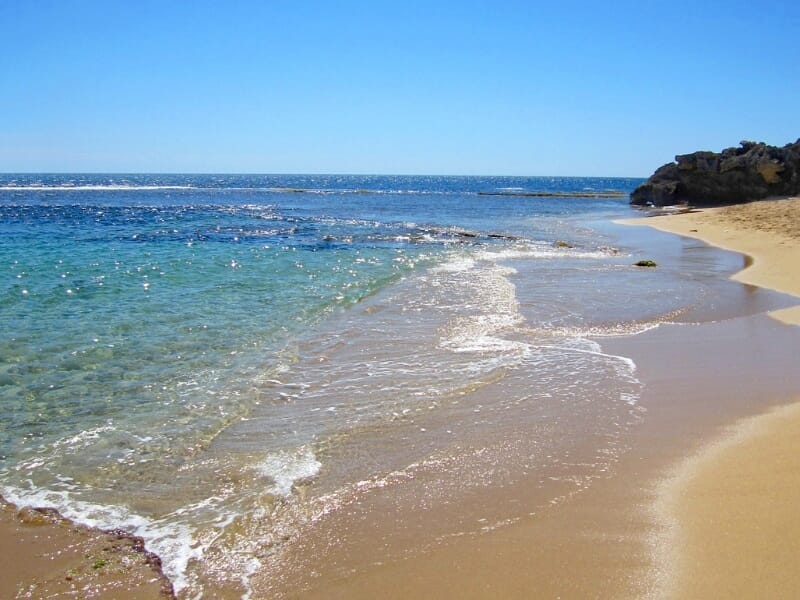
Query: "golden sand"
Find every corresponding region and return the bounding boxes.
[658,401,800,599]
[627,197,800,598]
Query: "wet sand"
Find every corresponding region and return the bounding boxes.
[269,313,800,599]
[625,196,800,598]
[0,499,171,599]
[5,197,800,598]
[259,198,800,598]
[244,198,800,598]
[622,196,800,325]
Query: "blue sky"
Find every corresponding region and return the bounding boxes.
[1,1,798,176]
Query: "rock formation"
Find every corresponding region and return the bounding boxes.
[630,139,800,206]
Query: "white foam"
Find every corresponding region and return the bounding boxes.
[541,320,663,339]
[476,244,619,262]
[429,257,475,273]
[440,313,528,356]
[0,486,271,597]
[0,185,196,191]
[532,339,641,405]
[13,424,118,474]
[256,446,322,497]
[428,249,530,363]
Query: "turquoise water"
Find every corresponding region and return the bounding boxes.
[1,175,639,467]
[3,174,718,596]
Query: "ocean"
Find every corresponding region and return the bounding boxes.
[0,174,751,597]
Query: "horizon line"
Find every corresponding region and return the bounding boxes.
[0,171,647,179]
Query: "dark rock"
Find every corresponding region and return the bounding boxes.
[631,139,800,206]
[634,260,658,267]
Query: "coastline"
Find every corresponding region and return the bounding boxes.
[3,196,800,597]
[270,199,800,598]
[619,196,800,325]
[244,199,800,598]
[287,306,800,599]
[0,497,171,599]
[623,196,800,598]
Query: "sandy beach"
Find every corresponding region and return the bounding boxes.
[4,197,800,598]
[273,198,800,599]
[624,196,800,598]
[658,401,800,598]
[241,197,800,598]
[6,0,800,595]
[624,196,800,325]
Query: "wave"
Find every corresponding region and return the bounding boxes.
[0,185,198,191]
[0,185,632,197]
[475,243,623,262]
[0,184,467,196]
[256,446,322,497]
[256,187,463,196]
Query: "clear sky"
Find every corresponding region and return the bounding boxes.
[2,0,798,176]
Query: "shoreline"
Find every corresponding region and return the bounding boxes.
[4,197,800,597]
[294,311,800,599]
[0,495,172,599]
[619,195,800,325]
[623,196,800,597]
[248,199,800,598]
[277,199,800,598]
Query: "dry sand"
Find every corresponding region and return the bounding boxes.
[657,401,800,599]
[626,196,800,598]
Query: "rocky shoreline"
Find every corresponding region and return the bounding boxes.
[630,139,800,207]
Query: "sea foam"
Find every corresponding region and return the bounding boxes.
[257,446,322,497]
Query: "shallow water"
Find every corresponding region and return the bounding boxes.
[1,174,792,596]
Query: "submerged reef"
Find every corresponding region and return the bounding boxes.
[631,139,800,207]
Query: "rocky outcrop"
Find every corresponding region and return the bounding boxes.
[630,139,800,206]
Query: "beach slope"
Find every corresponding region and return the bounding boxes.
[625,196,800,598]
[658,401,800,598]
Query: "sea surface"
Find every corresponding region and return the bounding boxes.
[0,174,759,597]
